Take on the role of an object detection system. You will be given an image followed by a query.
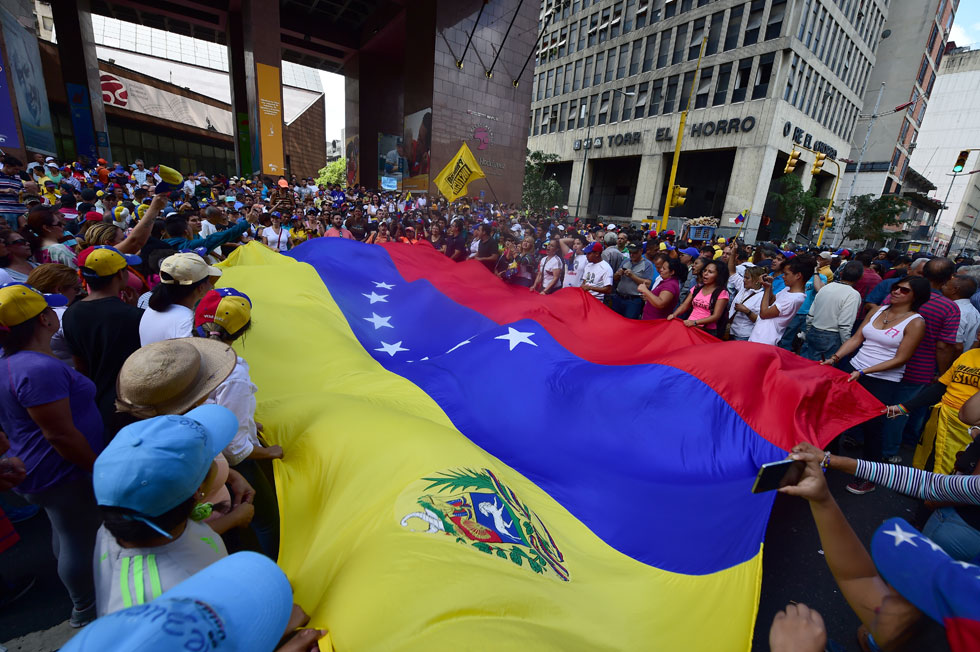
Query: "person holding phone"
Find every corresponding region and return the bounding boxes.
[820,276,931,494]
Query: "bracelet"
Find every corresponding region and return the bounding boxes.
[970,426,980,440]
[858,369,865,376]
[897,404,909,416]
[820,451,831,472]
[831,354,840,363]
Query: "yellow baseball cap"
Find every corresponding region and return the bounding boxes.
[0,283,68,328]
[79,246,142,279]
[195,288,252,335]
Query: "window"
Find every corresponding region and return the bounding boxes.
[634,81,649,118]
[622,84,635,120]
[663,75,679,113]
[583,55,593,89]
[665,0,677,19]
[751,52,774,100]
[695,67,713,109]
[610,2,623,38]
[681,0,693,12]
[643,34,656,72]
[724,5,743,51]
[605,47,616,82]
[588,94,598,126]
[649,78,664,116]
[593,51,604,85]
[797,0,811,39]
[610,91,621,123]
[689,18,706,60]
[558,27,568,58]
[617,44,629,79]
[568,99,577,130]
[636,0,648,28]
[625,0,636,32]
[714,62,731,105]
[533,109,541,135]
[812,10,824,56]
[890,148,901,171]
[766,0,786,40]
[557,103,566,132]
[565,63,573,92]
[545,68,554,98]
[706,11,723,55]
[784,54,798,100]
[731,57,752,103]
[578,99,588,128]
[598,91,610,125]
[630,39,643,75]
[927,25,939,54]
[569,22,578,55]
[578,18,588,50]
[599,7,610,43]
[536,72,544,101]
[588,13,598,47]
[744,0,764,46]
[805,3,818,47]
[672,24,687,65]
[657,31,670,68]
[555,65,564,96]
[573,59,583,91]
[917,56,929,85]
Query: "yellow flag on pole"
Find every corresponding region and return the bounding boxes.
[433,142,486,202]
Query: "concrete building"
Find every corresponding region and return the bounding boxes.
[838,0,957,207]
[527,0,889,241]
[910,45,980,254]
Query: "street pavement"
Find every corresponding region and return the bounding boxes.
[0,445,924,651]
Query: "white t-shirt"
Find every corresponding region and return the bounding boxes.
[199,220,218,237]
[94,520,227,616]
[539,255,563,290]
[748,289,805,345]
[729,288,764,340]
[207,356,260,466]
[139,303,195,345]
[580,260,614,299]
[562,253,587,288]
[262,226,289,252]
[0,268,12,285]
[955,298,980,350]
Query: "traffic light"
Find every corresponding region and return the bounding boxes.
[811,152,827,175]
[954,150,970,173]
[816,215,826,229]
[823,215,834,229]
[671,185,687,208]
[784,150,801,174]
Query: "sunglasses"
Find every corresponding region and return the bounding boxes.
[7,239,27,245]
[892,285,912,295]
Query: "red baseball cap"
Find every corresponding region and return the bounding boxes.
[84,211,103,222]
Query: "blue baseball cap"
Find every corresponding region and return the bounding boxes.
[679,247,700,258]
[61,552,294,652]
[93,405,238,519]
[582,242,603,254]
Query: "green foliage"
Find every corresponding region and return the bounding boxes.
[316,158,346,187]
[522,149,564,214]
[838,193,909,245]
[768,174,830,236]
[423,469,496,494]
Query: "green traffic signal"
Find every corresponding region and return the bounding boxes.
[954,150,970,173]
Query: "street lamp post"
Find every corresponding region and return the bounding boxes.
[572,88,634,223]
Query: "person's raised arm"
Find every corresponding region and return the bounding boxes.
[26,398,98,472]
[115,194,167,254]
[758,276,779,319]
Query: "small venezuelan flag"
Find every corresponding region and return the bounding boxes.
[216,241,881,651]
[735,209,747,224]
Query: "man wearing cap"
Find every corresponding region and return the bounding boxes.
[612,243,655,319]
[91,405,237,616]
[580,243,614,300]
[63,246,144,438]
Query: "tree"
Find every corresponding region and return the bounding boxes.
[522,149,563,213]
[768,174,829,240]
[316,158,346,187]
[838,193,909,246]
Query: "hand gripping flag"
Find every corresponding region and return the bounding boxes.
[433,142,485,202]
[215,240,882,651]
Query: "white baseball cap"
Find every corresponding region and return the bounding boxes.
[159,253,222,285]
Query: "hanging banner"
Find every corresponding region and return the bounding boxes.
[100,71,234,136]
[345,134,359,187]
[256,63,285,176]
[0,50,21,149]
[403,108,431,192]
[0,6,55,154]
[236,112,252,175]
[66,83,98,164]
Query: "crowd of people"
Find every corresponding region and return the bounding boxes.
[0,152,977,650]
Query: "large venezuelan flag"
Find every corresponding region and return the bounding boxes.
[216,240,881,651]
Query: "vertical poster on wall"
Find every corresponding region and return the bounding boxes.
[378,132,405,191]
[236,112,252,175]
[402,108,431,193]
[0,48,21,148]
[255,63,284,176]
[66,83,97,163]
[345,134,359,187]
[0,6,55,154]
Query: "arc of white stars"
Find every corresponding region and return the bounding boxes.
[374,281,395,289]
[363,292,389,304]
[364,313,393,329]
[446,339,472,354]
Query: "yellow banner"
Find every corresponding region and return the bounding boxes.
[256,63,284,177]
[433,142,486,202]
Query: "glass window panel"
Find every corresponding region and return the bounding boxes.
[714,62,732,105]
[643,33,656,72]
[649,78,664,116]
[695,67,713,109]
[672,24,687,65]
[724,5,743,51]
[663,75,679,113]
[706,11,723,55]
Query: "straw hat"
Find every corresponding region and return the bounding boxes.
[115,338,237,418]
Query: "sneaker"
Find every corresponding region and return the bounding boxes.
[846,480,876,495]
[70,602,96,628]
[0,575,35,609]
[886,455,903,464]
[5,504,40,523]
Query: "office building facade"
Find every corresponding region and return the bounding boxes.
[527,0,888,241]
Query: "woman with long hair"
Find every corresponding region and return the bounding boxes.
[821,276,930,495]
[26,263,82,367]
[639,258,687,320]
[139,253,220,345]
[667,259,730,335]
[261,213,289,252]
[428,221,447,254]
[531,238,563,295]
[23,206,75,268]
[1,228,39,282]
[729,266,767,341]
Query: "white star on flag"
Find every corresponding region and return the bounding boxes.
[374,281,395,290]
[375,341,408,357]
[920,537,946,553]
[955,560,977,569]
[364,313,393,329]
[882,524,918,547]
[495,327,538,351]
[363,292,388,304]
[446,339,471,353]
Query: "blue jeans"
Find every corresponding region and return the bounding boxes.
[840,361,903,463]
[880,382,926,457]
[611,293,644,319]
[778,313,807,350]
[799,326,840,362]
[923,506,980,562]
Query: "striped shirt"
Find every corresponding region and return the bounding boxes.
[0,171,25,215]
[903,289,959,384]
[855,459,980,505]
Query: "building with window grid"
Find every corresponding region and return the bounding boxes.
[527,0,888,241]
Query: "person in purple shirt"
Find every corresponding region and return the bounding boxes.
[0,282,103,627]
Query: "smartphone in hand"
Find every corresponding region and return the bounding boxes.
[752,459,805,493]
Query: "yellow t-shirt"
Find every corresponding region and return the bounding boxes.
[939,348,980,410]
